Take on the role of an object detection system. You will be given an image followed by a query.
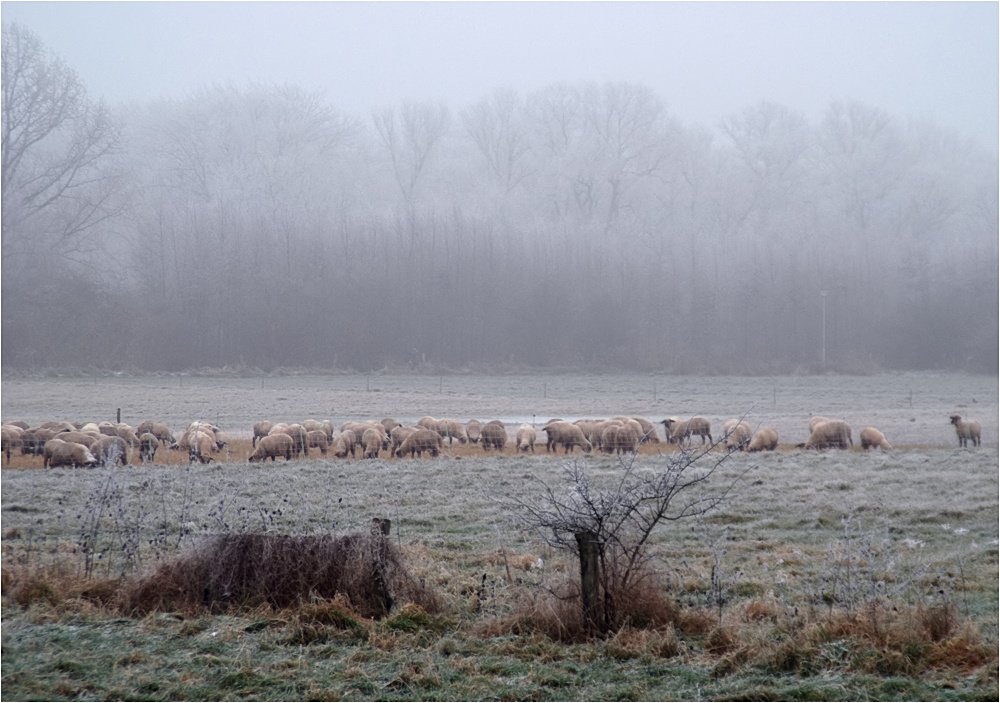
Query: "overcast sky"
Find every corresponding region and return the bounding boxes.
[2,1,997,152]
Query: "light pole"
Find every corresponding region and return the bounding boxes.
[820,291,828,368]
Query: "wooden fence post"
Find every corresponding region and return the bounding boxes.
[575,530,603,634]
[370,517,393,617]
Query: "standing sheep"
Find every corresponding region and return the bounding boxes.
[139,432,159,463]
[480,422,508,453]
[48,441,99,468]
[516,424,536,453]
[91,435,129,466]
[859,427,892,451]
[306,430,329,455]
[662,417,713,446]
[543,421,593,454]
[747,427,779,452]
[361,428,383,459]
[252,421,274,447]
[333,430,359,458]
[437,419,468,445]
[2,426,22,464]
[466,419,482,444]
[949,415,981,448]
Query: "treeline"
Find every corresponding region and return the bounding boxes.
[2,23,997,373]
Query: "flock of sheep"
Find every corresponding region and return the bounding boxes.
[1,413,982,468]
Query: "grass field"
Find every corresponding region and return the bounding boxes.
[2,372,997,700]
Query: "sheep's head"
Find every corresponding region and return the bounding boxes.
[949,414,962,425]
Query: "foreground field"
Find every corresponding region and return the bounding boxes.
[2,372,997,700]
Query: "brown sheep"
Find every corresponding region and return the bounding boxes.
[334,430,359,458]
[248,433,294,462]
[631,417,661,443]
[747,427,779,452]
[724,420,753,452]
[437,419,468,445]
[42,438,66,468]
[466,419,482,444]
[800,420,853,450]
[543,421,593,454]
[302,419,324,434]
[91,435,129,465]
[417,416,439,432]
[175,429,216,463]
[21,428,57,455]
[139,432,159,463]
[3,420,29,430]
[306,430,329,455]
[480,422,508,453]
[380,418,402,435]
[602,424,638,455]
[281,424,309,457]
[516,424,537,453]
[949,415,981,448]
[2,426,22,464]
[394,429,442,458]
[252,421,274,447]
[48,441,99,468]
[859,427,892,451]
[390,426,420,454]
[361,428,382,459]
[662,417,713,446]
[56,431,100,448]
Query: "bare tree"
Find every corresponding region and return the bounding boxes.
[372,101,450,204]
[461,88,533,193]
[505,445,748,634]
[1,21,125,264]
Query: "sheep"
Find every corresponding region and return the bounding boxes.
[98,422,120,437]
[602,424,638,455]
[175,429,216,463]
[79,422,102,435]
[394,429,442,458]
[859,427,892,451]
[40,421,75,433]
[661,417,713,446]
[747,427,779,452]
[2,426,22,464]
[306,430,329,454]
[42,438,66,468]
[361,428,383,459]
[248,433,294,462]
[320,420,335,443]
[139,432,159,463]
[417,416,439,432]
[516,424,537,453]
[21,428,57,455]
[333,430,359,458]
[380,418,402,435]
[302,419,324,434]
[252,421,274,447]
[390,426,418,454]
[342,421,389,450]
[114,423,141,448]
[723,420,753,452]
[55,431,99,448]
[91,435,129,466]
[436,419,468,445]
[466,419,482,444]
[949,415,981,448]
[808,416,831,433]
[799,420,852,450]
[281,424,309,457]
[3,420,29,430]
[543,421,593,454]
[186,421,226,450]
[48,441,99,469]
[480,422,508,453]
[631,417,661,444]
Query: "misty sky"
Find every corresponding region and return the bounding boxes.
[1,1,997,152]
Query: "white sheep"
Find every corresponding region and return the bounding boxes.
[949,415,981,448]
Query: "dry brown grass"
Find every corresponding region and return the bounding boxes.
[118,531,442,618]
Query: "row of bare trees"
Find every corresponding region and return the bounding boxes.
[3,22,996,372]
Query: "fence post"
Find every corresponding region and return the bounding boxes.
[370,517,393,617]
[575,530,603,634]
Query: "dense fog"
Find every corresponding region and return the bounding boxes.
[2,22,997,374]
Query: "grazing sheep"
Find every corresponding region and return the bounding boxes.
[182,422,226,451]
[320,421,335,443]
[631,417,661,444]
[21,428,57,455]
[42,438,66,468]
[342,422,389,450]
[281,424,309,457]
[306,430,329,455]
[98,422,120,437]
[55,431,98,448]
[724,420,753,452]
[248,433,294,462]
[543,421,593,454]
[334,430,359,458]
[361,428,383,459]
[800,420,853,450]
[860,427,892,451]
[136,421,176,447]
[602,424,638,455]
[40,421,75,433]
[949,415,981,448]
[380,418,402,435]
[91,435,129,466]
[516,424,537,453]
[139,432,159,463]
[437,419,468,445]
[48,441,99,469]
[2,426,22,464]
[79,422,102,435]
[808,416,831,434]
[394,429,442,458]
[175,429,216,463]
[302,419,324,434]
[662,417,713,446]
[114,423,141,448]
[4,420,29,430]
[252,421,274,447]
[390,426,420,454]
[747,427,779,452]
[480,422,508,453]
[466,419,482,444]
[417,416,439,432]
